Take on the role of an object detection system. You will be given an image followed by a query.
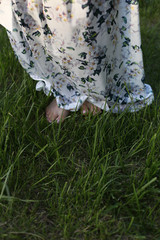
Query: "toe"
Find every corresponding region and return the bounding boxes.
[46,99,70,124]
[92,106,102,115]
[81,103,89,115]
[81,101,102,116]
[46,110,58,123]
[56,108,70,124]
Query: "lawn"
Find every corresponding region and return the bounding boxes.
[0,1,160,239]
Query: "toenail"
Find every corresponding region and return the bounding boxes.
[57,119,60,123]
[83,110,86,114]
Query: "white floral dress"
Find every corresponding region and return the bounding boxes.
[0,0,154,112]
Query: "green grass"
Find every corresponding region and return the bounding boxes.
[0,1,160,239]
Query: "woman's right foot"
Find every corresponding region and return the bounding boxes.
[46,99,70,123]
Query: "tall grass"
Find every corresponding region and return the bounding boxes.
[0,1,160,239]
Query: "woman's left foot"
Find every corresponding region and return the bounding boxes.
[81,101,102,116]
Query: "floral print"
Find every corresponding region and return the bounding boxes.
[0,0,154,112]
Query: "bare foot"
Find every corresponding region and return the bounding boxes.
[46,99,70,123]
[81,101,102,116]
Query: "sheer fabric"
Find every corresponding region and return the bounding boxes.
[0,0,154,112]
